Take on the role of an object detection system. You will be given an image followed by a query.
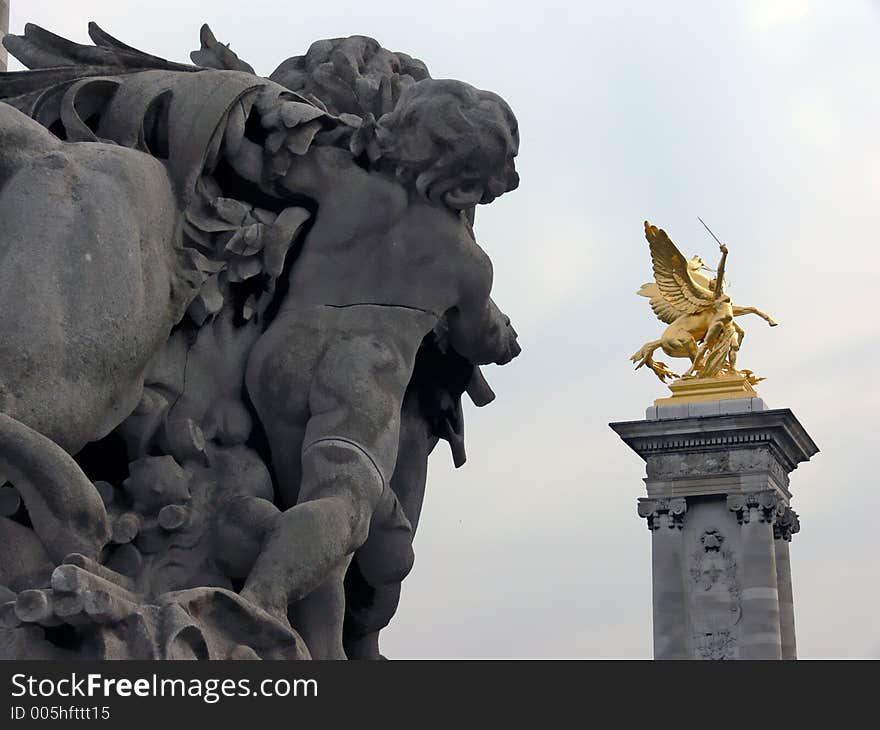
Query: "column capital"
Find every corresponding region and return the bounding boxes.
[773,506,801,542]
[727,490,784,525]
[638,497,687,531]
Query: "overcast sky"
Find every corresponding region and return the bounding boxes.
[8,0,878,658]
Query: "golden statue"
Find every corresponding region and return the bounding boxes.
[631,221,777,398]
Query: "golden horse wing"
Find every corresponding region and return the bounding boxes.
[644,221,714,313]
[637,282,687,324]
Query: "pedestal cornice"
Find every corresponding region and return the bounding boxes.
[610,408,817,469]
[610,408,818,499]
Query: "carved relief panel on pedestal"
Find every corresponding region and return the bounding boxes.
[688,528,741,660]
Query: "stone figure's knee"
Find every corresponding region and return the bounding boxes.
[358,527,415,586]
[301,438,386,516]
[386,541,415,584]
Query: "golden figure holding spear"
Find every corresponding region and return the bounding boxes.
[631,220,777,388]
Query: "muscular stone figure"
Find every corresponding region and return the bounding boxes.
[0,23,526,661]
[242,79,521,657]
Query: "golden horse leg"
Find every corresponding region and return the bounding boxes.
[733,306,778,327]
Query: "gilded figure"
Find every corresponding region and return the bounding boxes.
[631,221,777,383]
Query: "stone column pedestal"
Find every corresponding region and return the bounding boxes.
[610,398,817,660]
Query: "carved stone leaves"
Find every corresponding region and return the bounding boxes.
[637,497,687,531]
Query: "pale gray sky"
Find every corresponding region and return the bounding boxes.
[8,0,879,658]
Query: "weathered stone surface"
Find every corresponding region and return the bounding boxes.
[611,407,817,660]
[0,22,521,659]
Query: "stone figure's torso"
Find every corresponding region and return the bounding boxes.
[279,145,492,318]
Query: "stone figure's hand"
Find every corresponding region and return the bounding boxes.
[495,318,521,365]
[484,302,521,366]
[1,555,141,632]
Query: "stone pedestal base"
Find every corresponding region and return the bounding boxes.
[610,400,817,660]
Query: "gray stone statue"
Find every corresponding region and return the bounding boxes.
[0,22,520,659]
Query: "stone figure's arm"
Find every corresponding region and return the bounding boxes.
[0,414,110,564]
[445,245,520,365]
[276,146,405,226]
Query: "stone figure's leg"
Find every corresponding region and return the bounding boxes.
[291,560,351,660]
[260,418,309,510]
[242,438,390,656]
[343,391,436,658]
[245,316,319,510]
[343,490,414,659]
[242,332,413,657]
[0,413,110,564]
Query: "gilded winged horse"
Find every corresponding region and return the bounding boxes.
[631,222,777,383]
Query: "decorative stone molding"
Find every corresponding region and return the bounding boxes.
[773,507,801,542]
[727,491,784,525]
[609,409,819,476]
[637,497,687,531]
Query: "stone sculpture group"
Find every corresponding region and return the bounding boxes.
[0,23,521,659]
